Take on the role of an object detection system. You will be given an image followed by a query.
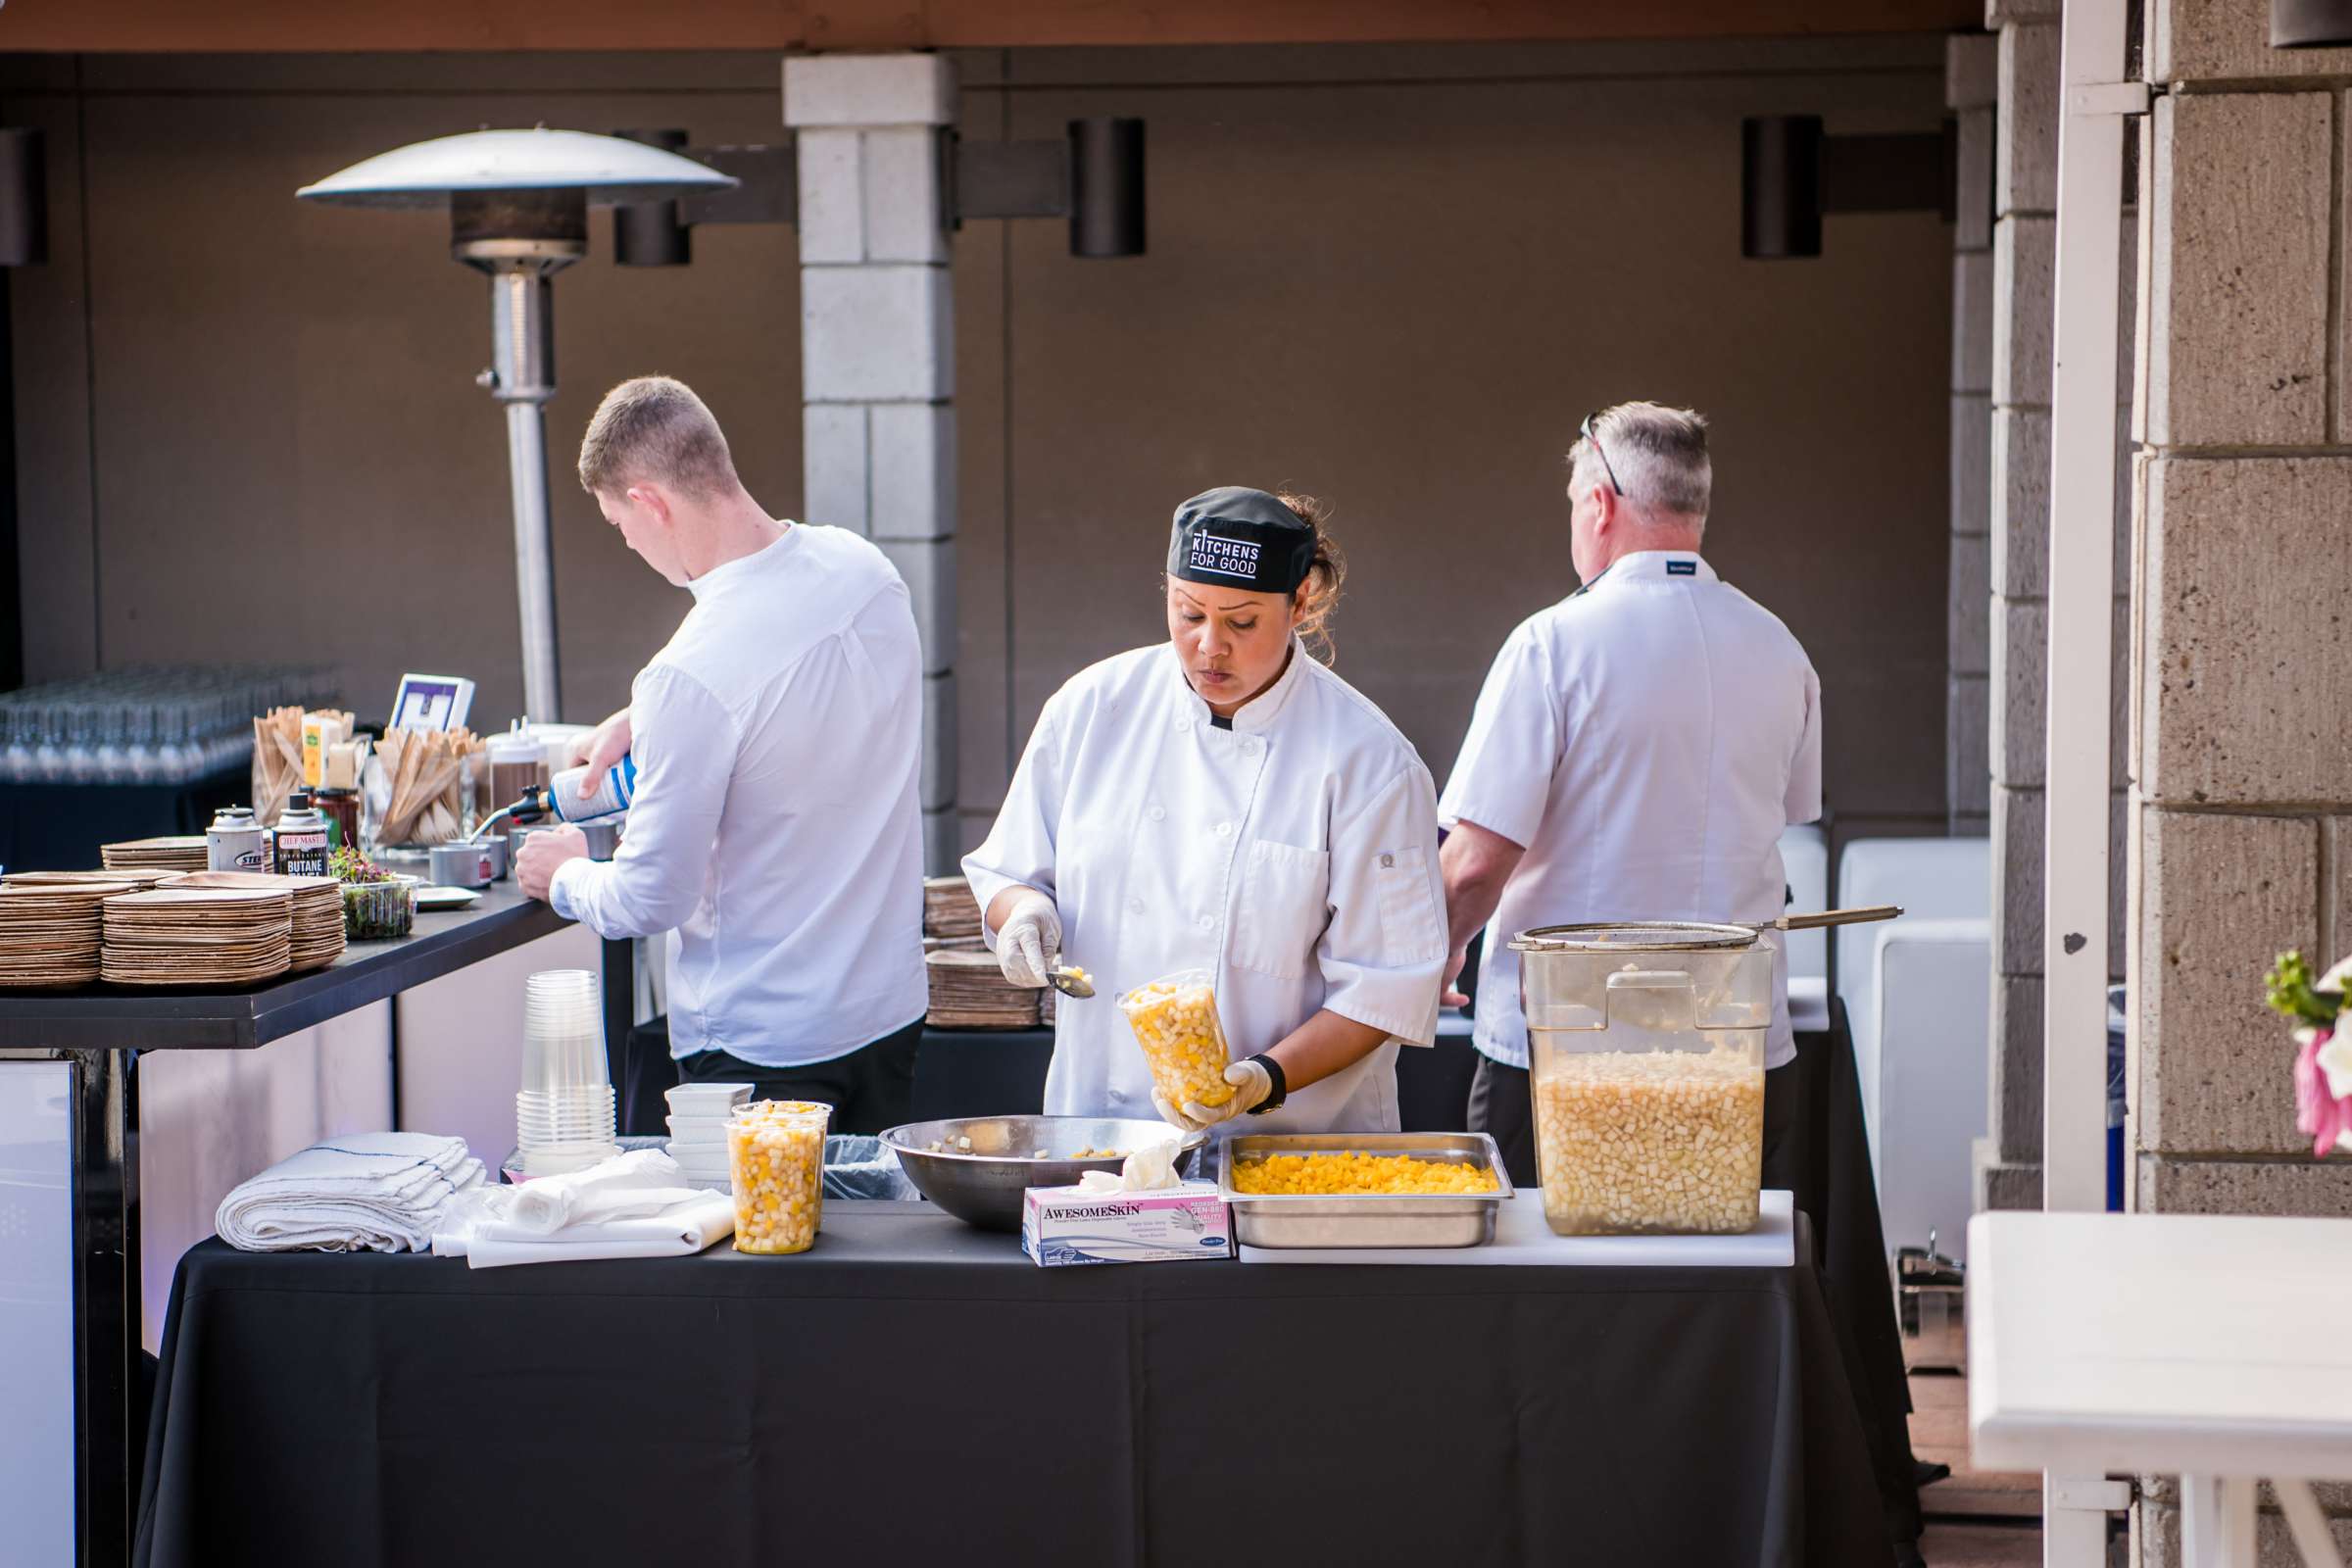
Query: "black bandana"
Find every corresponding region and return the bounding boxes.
[1166,486,1316,596]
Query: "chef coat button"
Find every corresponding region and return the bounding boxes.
[1149,806,1166,822]
[1130,897,1147,914]
[1197,915,1214,932]
[1243,738,1261,755]
[1380,852,1395,868]
[1174,715,1191,731]
[1214,821,1233,838]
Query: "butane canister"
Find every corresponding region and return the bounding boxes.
[206,806,270,873]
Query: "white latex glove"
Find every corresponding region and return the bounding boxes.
[1152,1058,1273,1134]
[994,890,1061,989]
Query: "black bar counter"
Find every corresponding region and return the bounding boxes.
[0,884,570,1568]
[134,1202,1889,1568]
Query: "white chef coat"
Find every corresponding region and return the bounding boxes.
[963,640,1447,1135]
[551,524,928,1068]
[1439,551,1822,1071]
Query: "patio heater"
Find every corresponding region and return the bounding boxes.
[296,129,735,723]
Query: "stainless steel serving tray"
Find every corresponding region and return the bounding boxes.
[1217,1131,1512,1250]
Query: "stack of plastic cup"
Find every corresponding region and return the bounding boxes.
[514,968,619,1177]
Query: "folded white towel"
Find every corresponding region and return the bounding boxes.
[506,1147,700,1234]
[217,1131,484,1253]
[445,1192,735,1269]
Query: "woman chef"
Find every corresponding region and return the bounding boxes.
[962,486,1448,1135]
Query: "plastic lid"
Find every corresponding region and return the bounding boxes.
[1508,920,1763,954]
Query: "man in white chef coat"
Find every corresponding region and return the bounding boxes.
[1438,402,1822,1187]
[515,375,929,1133]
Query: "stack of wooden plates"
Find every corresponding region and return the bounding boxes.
[0,881,134,988]
[100,837,210,873]
[100,886,293,987]
[923,875,985,945]
[924,947,1042,1030]
[167,871,344,971]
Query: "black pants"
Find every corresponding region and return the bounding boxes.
[1468,1051,1806,1193]
[673,1018,923,1136]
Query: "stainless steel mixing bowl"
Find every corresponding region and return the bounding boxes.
[880,1115,1205,1232]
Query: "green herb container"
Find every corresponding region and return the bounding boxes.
[341,877,416,941]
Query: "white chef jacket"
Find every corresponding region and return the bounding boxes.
[1439,551,1822,1071]
[963,640,1447,1135]
[551,524,928,1068]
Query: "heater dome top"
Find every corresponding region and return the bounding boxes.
[297,127,736,209]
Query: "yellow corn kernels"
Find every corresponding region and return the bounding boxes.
[727,1100,829,1255]
[1117,973,1234,1110]
[1229,1152,1501,1196]
[1533,1047,1763,1235]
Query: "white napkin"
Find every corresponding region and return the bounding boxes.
[1075,1137,1185,1195]
[217,1131,484,1253]
[505,1147,702,1234]
[442,1193,736,1269]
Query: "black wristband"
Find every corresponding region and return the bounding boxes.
[1245,1053,1288,1114]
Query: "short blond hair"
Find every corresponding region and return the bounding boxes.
[576,375,738,499]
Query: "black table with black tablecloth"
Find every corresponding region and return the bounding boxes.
[622,1001,1921,1552]
[134,1201,1886,1568]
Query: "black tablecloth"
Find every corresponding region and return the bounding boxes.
[0,765,246,872]
[135,1204,1886,1568]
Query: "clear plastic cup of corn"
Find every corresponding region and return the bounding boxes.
[1511,924,1773,1236]
[726,1100,831,1254]
[1117,969,1235,1115]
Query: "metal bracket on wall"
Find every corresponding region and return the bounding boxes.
[614,120,1145,264]
[1740,116,1961,259]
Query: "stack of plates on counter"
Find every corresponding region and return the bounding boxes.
[664,1081,752,1186]
[100,836,210,873]
[0,880,134,988]
[99,885,293,986]
[924,947,1043,1030]
[922,875,984,947]
[166,871,345,972]
[5,868,177,891]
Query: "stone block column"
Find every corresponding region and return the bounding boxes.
[1974,0,2137,1217]
[1949,33,1998,840]
[784,53,960,873]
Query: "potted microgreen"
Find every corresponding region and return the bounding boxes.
[332,845,416,941]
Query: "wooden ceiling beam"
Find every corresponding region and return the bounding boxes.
[0,0,1979,55]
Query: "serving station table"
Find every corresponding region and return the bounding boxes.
[1971,1210,2352,1568]
[0,886,575,1568]
[134,1200,1888,1568]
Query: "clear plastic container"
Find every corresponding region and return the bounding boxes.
[728,1101,832,1254]
[1509,923,1773,1237]
[1117,969,1235,1112]
[340,876,416,940]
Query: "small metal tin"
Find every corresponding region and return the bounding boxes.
[427,840,494,890]
[1217,1131,1512,1250]
[476,833,510,881]
[206,807,270,873]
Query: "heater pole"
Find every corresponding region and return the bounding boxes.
[482,263,564,725]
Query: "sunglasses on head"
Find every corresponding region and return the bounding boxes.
[1580,411,1624,498]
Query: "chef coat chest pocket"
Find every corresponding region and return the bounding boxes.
[1231,839,1330,981]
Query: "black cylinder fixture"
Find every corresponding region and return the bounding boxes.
[0,128,45,269]
[1741,116,1823,261]
[1069,117,1145,259]
[2273,0,2352,44]
[612,127,693,267]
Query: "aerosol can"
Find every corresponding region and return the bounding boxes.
[474,755,636,840]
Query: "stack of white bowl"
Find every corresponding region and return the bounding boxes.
[665,1081,752,1187]
[514,969,619,1177]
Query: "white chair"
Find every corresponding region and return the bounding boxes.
[1833,837,1992,1255]
[1871,918,1992,1263]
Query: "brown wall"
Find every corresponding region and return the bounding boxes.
[4,37,1952,858]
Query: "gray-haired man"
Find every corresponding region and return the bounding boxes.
[1435,401,1824,1188]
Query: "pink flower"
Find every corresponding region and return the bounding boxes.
[2294,1026,2352,1158]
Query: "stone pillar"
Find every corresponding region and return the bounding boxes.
[1977,0,2063,1216]
[1973,0,2137,1218]
[784,53,960,873]
[1949,33,1997,839]
[2132,4,2352,1553]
